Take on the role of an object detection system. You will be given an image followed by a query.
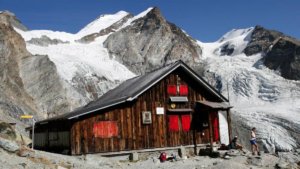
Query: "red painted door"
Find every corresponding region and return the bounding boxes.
[211,112,219,142]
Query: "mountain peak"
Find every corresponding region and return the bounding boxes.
[148,7,161,16]
[137,7,165,23]
[218,27,254,42]
[77,10,132,37]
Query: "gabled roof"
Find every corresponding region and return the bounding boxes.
[38,60,228,123]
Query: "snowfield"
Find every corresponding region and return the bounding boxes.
[14,8,299,153]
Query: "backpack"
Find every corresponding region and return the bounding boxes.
[159,152,167,162]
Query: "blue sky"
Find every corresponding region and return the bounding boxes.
[1,0,299,42]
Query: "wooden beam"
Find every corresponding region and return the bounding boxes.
[192,130,197,155]
[98,144,208,156]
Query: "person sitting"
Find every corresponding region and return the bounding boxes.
[228,136,243,150]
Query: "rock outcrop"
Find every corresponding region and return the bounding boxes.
[0,23,37,119]
[243,25,300,80]
[27,35,69,46]
[0,12,85,122]
[104,7,203,75]
[264,37,300,80]
[0,137,19,152]
[244,25,283,56]
[0,11,27,31]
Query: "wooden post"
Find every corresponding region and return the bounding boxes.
[193,130,197,155]
[208,112,214,152]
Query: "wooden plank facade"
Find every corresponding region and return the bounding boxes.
[32,61,231,155]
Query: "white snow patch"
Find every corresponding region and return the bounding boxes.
[76,10,129,37]
[198,27,254,58]
[26,37,135,82]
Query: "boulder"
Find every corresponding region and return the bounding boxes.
[129,152,139,161]
[17,146,35,157]
[178,146,187,158]
[0,137,19,152]
[0,122,16,140]
[247,156,263,167]
[199,148,211,156]
[275,159,290,169]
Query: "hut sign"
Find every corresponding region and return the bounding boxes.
[142,111,152,124]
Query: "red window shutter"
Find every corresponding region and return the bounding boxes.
[168,115,179,131]
[181,115,191,132]
[179,85,188,95]
[167,85,177,95]
[93,121,118,138]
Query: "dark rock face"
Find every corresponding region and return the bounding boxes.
[0,11,27,31]
[104,7,202,75]
[243,25,300,80]
[27,35,69,46]
[244,25,283,56]
[220,43,234,56]
[264,37,300,80]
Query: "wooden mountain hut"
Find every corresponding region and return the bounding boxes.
[30,60,232,155]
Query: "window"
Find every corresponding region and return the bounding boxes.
[167,85,177,95]
[168,115,179,131]
[168,84,188,96]
[93,121,118,138]
[168,114,191,132]
[181,115,191,132]
[179,85,188,96]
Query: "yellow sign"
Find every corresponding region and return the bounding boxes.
[20,115,33,119]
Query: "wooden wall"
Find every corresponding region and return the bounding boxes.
[70,69,217,155]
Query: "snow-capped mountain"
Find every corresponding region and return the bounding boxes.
[0,7,299,153]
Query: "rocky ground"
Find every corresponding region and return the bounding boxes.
[0,121,299,169]
[0,146,300,169]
